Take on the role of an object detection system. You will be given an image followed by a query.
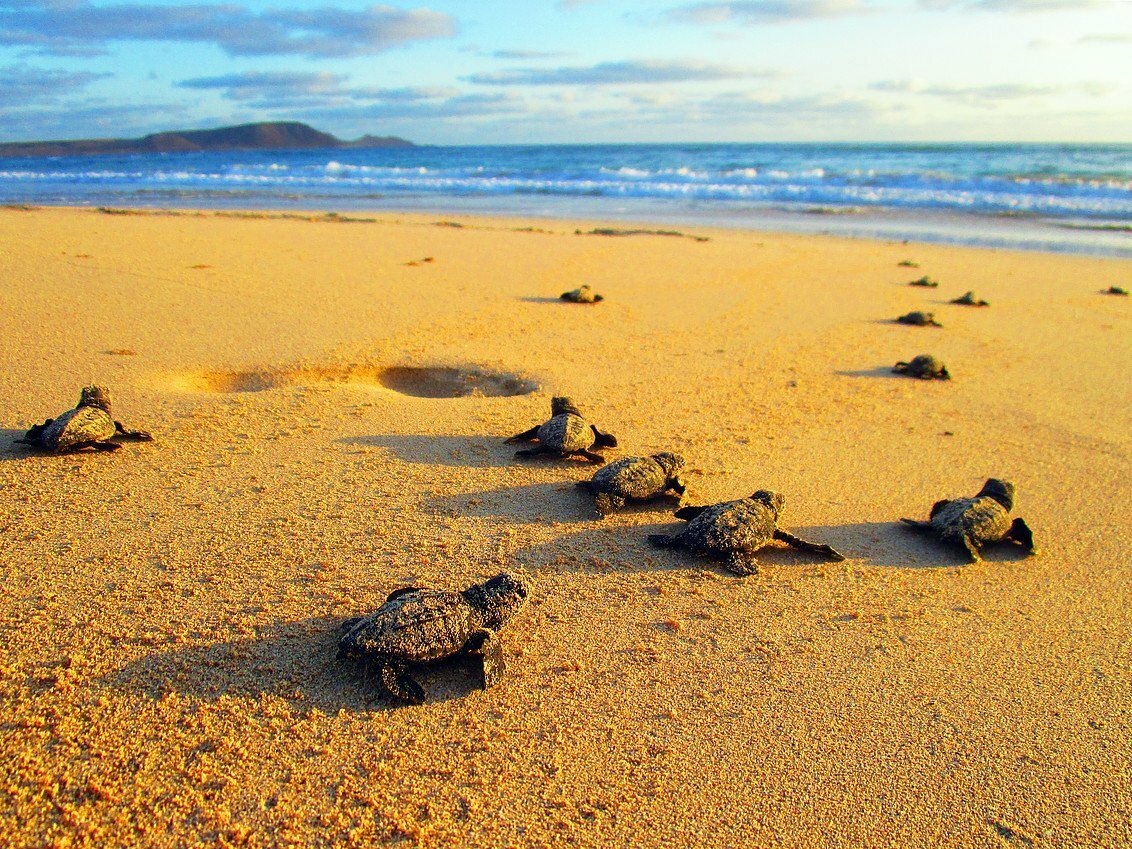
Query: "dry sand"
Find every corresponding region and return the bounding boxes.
[0,205,1129,847]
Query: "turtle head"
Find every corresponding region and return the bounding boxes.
[978,479,1015,511]
[79,385,113,413]
[463,572,531,631]
[550,396,582,417]
[652,452,686,481]
[750,490,785,517]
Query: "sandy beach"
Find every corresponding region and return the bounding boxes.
[0,205,1129,847]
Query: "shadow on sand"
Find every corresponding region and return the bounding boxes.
[423,481,684,524]
[516,296,563,304]
[338,434,517,469]
[103,616,488,712]
[835,366,909,379]
[1,428,32,460]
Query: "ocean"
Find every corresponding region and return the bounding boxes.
[2,142,1130,257]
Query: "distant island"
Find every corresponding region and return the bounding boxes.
[0,122,414,158]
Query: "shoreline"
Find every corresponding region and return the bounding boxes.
[7,200,1132,260]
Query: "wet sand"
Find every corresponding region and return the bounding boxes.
[0,205,1129,847]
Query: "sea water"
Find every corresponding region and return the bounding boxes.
[1,143,1129,257]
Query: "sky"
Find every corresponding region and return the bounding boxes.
[1,0,1130,144]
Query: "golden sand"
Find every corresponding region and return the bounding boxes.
[0,206,1129,847]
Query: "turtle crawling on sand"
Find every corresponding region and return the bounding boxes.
[896,311,943,327]
[507,396,617,463]
[560,285,604,304]
[893,355,951,380]
[577,452,687,518]
[908,276,939,288]
[648,490,845,575]
[951,291,989,307]
[900,478,1035,563]
[1103,286,1128,296]
[338,573,530,705]
[15,385,152,453]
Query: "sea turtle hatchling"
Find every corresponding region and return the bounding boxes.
[337,573,531,704]
[15,385,152,453]
[900,478,1036,563]
[908,276,939,288]
[560,285,604,304]
[577,452,687,518]
[1103,286,1128,296]
[648,490,845,575]
[892,354,951,380]
[951,291,990,306]
[896,311,943,327]
[507,396,617,463]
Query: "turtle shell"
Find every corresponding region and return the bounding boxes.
[537,413,592,452]
[340,590,479,664]
[929,496,1012,547]
[682,498,777,556]
[42,406,116,452]
[591,456,667,500]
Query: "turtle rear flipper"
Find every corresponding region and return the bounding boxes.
[465,629,506,690]
[1006,518,1036,555]
[506,425,541,444]
[73,441,121,453]
[590,425,617,449]
[773,529,845,561]
[380,663,426,705]
[114,421,153,441]
[673,505,708,521]
[900,517,935,532]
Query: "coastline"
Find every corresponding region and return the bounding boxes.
[1,205,1129,847]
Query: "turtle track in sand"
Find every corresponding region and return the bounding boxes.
[168,365,538,398]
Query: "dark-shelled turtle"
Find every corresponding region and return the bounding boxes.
[338,573,530,704]
[577,452,687,518]
[896,311,943,327]
[892,355,951,380]
[900,478,1035,563]
[648,490,845,575]
[951,291,989,306]
[506,396,617,463]
[560,285,604,303]
[1102,286,1128,296]
[908,276,939,288]
[15,385,152,453]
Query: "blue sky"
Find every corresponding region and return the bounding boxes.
[2,0,1129,143]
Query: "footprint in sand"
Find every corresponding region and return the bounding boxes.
[167,365,538,398]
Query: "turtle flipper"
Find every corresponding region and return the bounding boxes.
[386,587,423,602]
[900,518,935,532]
[1007,518,1036,555]
[380,663,426,705]
[773,529,845,561]
[339,616,364,633]
[578,449,606,464]
[68,441,120,453]
[670,477,688,497]
[590,425,618,449]
[505,425,541,444]
[724,551,759,576]
[514,445,549,459]
[959,534,982,563]
[593,492,625,518]
[466,629,506,690]
[114,421,153,441]
[674,505,708,521]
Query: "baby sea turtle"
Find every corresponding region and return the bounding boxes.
[338,573,530,704]
[577,452,687,518]
[648,490,845,575]
[15,385,152,453]
[507,396,617,463]
[900,478,1036,563]
[1103,286,1128,296]
[560,285,604,304]
[896,311,943,327]
[951,291,989,306]
[893,355,950,380]
[908,276,939,288]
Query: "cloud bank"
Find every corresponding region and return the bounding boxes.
[467,60,770,86]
